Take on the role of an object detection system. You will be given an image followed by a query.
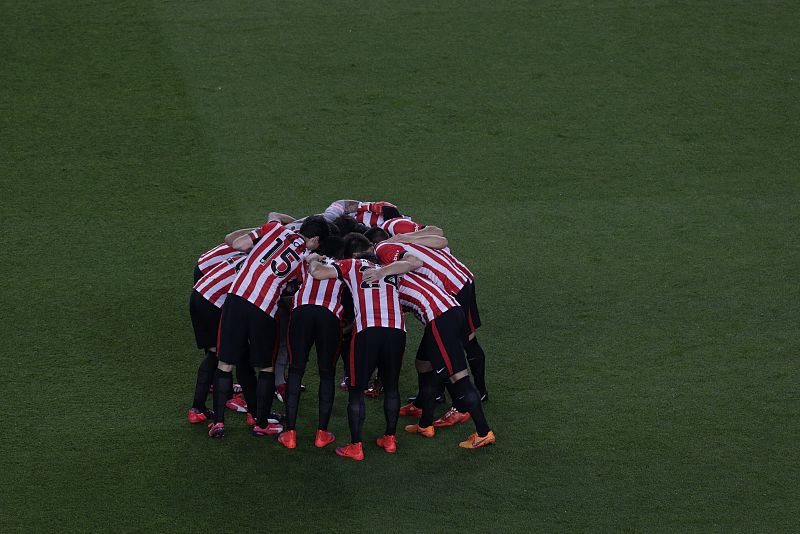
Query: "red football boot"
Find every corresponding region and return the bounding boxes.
[246,413,256,427]
[278,430,297,449]
[207,422,225,438]
[226,393,248,413]
[335,442,364,461]
[398,402,422,418]
[252,423,283,436]
[187,408,212,424]
[376,434,397,454]
[433,407,471,428]
[314,429,336,448]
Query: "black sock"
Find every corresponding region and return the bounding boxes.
[466,338,487,395]
[192,350,217,410]
[411,372,424,408]
[212,369,233,423]
[347,389,365,444]
[451,377,491,436]
[418,371,439,428]
[318,373,335,430]
[236,364,257,416]
[285,369,303,431]
[383,388,400,436]
[256,371,276,427]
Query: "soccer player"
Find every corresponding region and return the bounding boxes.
[365,267,496,449]
[372,226,489,426]
[307,234,410,460]
[321,199,403,228]
[276,238,347,450]
[207,216,329,438]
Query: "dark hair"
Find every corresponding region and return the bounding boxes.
[333,215,361,236]
[382,206,401,220]
[298,215,330,244]
[364,227,390,245]
[327,221,341,237]
[355,252,380,263]
[322,235,345,259]
[343,232,372,259]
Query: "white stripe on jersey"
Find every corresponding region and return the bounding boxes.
[337,258,404,332]
[293,259,345,319]
[194,253,246,308]
[197,243,240,273]
[375,242,473,295]
[230,222,308,316]
[399,272,459,323]
[380,217,421,236]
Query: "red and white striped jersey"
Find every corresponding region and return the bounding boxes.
[229,221,308,316]
[197,243,240,273]
[334,258,405,332]
[354,201,398,228]
[375,242,474,295]
[399,271,459,324]
[380,217,423,236]
[193,252,247,308]
[293,258,346,319]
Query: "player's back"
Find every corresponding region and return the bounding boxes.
[375,241,473,295]
[399,271,459,324]
[335,258,404,332]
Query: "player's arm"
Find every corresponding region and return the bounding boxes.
[267,212,295,224]
[362,255,423,283]
[324,199,360,220]
[386,225,443,241]
[224,228,255,246]
[391,233,448,249]
[308,258,338,280]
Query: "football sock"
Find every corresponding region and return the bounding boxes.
[236,364,257,415]
[450,377,491,436]
[192,350,217,410]
[347,389,365,444]
[411,372,424,409]
[284,369,303,431]
[465,337,487,395]
[212,369,233,423]
[418,371,439,428]
[383,388,400,436]
[318,372,335,431]
[256,371,276,428]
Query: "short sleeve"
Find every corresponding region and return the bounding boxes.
[375,242,405,265]
[248,221,278,241]
[334,259,350,281]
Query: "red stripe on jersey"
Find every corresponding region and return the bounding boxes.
[230,222,308,316]
[380,218,422,236]
[335,258,404,332]
[194,253,246,308]
[376,242,472,295]
[431,320,454,375]
[197,243,240,273]
[398,272,459,324]
[292,259,345,319]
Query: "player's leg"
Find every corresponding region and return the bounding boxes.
[458,282,487,400]
[210,296,249,435]
[313,310,342,441]
[273,307,290,401]
[235,364,257,425]
[279,307,314,447]
[376,329,405,453]
[188,290,221,422]
[336,330,375,461]
[249,308,281,435]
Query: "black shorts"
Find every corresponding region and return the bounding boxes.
[416,307,469,378]
[348,327,406,391]
[217,294,279,368]
[455,281,482,334]
[288,305,342,376]
[193,264,204,284]
[189,289,222,350]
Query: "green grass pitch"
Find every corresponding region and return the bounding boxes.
[3,0,799,531]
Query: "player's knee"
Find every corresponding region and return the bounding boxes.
[449,369,470,383]
[415,359,433,373]
[217,362,234,372]
[256,366,274,373]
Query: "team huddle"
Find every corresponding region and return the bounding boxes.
[187,199,495,460]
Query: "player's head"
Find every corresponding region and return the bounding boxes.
[364,227,390,245]
[343,232,373,259]
[327,221,341,237]
[322,235,345,259]
[382,205,401,220]
[298,215,329,251]
[333,215,361,236]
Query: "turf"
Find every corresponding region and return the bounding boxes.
[2,0,799,531]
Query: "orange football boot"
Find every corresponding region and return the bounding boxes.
[458,431,496,449]
[404,424,435,438]
[376,435,397,453]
